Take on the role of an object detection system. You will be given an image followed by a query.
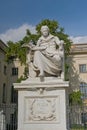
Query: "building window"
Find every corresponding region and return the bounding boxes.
[11,86,18,103]
[4,65,7,75]
[12,67,18,76]
[79,64,87,73]
[2,83,6,103]
[80,82,87,99]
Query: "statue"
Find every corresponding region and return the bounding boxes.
[23,25,64,79]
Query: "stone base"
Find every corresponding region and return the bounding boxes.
[14,77,69,130]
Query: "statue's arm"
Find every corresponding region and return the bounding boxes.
[54,36,64,47]
[32,38,46,51]
[54,36,64,57]
[32,46,46,51]
[58,40,64,58]
[54,36,61,45]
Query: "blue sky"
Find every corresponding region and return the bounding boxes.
[0,0,87,43]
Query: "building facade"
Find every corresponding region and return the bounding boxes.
[0,40,25,104]
[68,43,87,101]
[0,40,8,104]
[0,40,25,129]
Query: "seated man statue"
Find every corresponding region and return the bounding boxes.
[25,25,64,79]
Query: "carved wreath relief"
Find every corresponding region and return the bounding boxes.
[24,97,58,123]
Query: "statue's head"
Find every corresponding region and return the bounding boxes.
[41,25,49,37]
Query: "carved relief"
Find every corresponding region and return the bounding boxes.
[24,96,59,123]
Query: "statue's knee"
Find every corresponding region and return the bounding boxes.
[34,50,40,55]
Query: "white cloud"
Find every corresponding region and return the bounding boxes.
[0,24,36,44]
[70,36,87,44]
[0,24,87,45]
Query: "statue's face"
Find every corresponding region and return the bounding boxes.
[41,29,49,37]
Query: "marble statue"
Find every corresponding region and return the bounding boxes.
[23,25,64,78]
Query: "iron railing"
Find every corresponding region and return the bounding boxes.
[0,104,17,130]
[0,103,87,130]
[69,105,87,130]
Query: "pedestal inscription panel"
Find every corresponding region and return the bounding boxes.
[24,96,60,123]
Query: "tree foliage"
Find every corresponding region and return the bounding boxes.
[6,41,26,64]
[36,19,59,35]
[69,91,82,105]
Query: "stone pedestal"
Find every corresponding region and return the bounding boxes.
[14,77,69,130]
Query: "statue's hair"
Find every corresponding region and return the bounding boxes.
[41,25,49,32]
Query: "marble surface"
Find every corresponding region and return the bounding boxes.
[14,78,69,130]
